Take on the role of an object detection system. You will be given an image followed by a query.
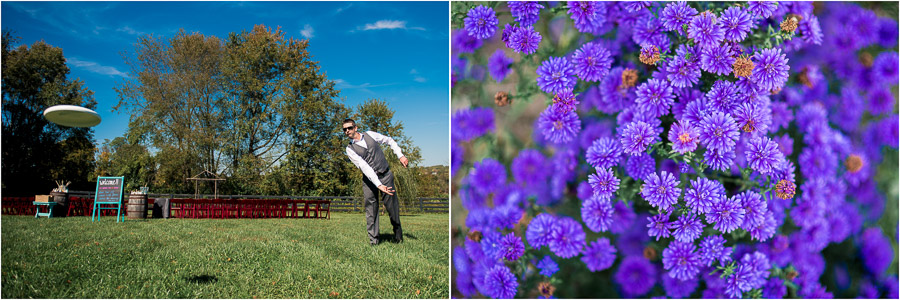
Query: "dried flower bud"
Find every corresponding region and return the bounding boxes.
[798,67,813,88]
[467,230,482,242]
[860,52,874,68]
[639,45,661,65]
[775,179,796,200]
[845,154,864,173]
[780,14,800,33]
[786,270,799,281]
[620,69,639,89]
[538,282,556,298]
[733,55,754,78]
[643,246,658,261]
[494,91,511,107]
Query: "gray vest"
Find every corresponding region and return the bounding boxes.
[350,132,389,175]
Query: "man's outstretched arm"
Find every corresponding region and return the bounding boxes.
[346,146,395,195]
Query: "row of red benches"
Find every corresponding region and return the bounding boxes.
[0,197,330,219]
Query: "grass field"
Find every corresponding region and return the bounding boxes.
[1,213,449,298]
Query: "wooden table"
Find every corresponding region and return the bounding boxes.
[33,201,58,218]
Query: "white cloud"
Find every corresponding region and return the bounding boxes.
[66,58,128,77]
[300,24,315,39]
[413,76,427,83]
[333,78,397,94]
[410,69,418,74]
[363,20,407,31]
[116,26,145,36]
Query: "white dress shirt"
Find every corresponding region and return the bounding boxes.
[345,131,404,187]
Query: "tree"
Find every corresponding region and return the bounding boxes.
[2,31,97,195]
[94,136,154,192]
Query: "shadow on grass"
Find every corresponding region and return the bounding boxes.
[185,274,218,284]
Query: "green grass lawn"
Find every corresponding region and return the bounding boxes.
[1,213,448,298]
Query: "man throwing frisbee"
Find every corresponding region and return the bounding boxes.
[342,118,408,245]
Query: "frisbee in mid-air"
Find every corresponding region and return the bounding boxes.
[43,105,101,127]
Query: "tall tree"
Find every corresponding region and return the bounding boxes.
[2,32,97,195]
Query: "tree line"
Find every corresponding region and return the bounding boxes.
[2,25,448,201]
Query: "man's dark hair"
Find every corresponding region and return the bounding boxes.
[342,118,356,127]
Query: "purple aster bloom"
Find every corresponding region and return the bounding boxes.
[660,1,698,33]
[735,190,766,229]
[619,121,660,156]
[452,107,495,142]
[464,5,498,40]
[451,143,463,176]
[707,195,746,233]
[549,216,586,258]
[487,49,514,83]
[700,44,736,75]
[688,12,725,49]
[571,42,612,82]
[873,51,899,85]
[511,149,548,187]
[685,178,726,214]
[536,56,576,94]
[582,196,614,232]
[699,235,733,267]
[747,1,777,19]
[588,168,620,200]
[469,158,507,195]
[751,48,790,92]
[615,256,658,297]
[453,29,483,54]
[666,56,702,88]
[724,264,753,298]
[568,2,602,32]
[699,111,739,151]
[633,15,667,47]
[500,232,525,261]
[610,201,638,234]
[745,136,784,175]
[662,241,701,281]
[625,1,651,12]
[526,213,556,249]
[672,213,703,242]
[705,80,739,113]
[626,152,655,181]
[733,102,771,137]
[536,255,558,277]
[663,275,699,298]
[762,277,787,299]
[682,97,709,125]
[586,137,622,169]
[720,7,752,42]
[877,17,899,48]
[537,105,581,144]
[507,1,544,26]
[861,227,893,277]
[668,120,700,154]
[635,78,675,117]
[484,265,518,299]
[798,14,823,45]
[647,212,673,241]
[509,25,542,54]
[641,171,681,212]
[552,90,580,113]
[769,101,793,132]
[582,237,617,272]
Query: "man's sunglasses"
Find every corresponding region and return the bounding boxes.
[342,126,354,132]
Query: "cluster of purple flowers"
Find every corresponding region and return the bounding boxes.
[452,1,898,299]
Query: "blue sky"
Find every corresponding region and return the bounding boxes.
[2,1,449,166]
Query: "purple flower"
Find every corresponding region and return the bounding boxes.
[537,105,581,144]
[745,136,784,175]
[663,275,699,298]
[647,212,673,241]
[625,1,651,12]
[720,7,751,42]
[500,232,525,261]
[487,49,514,83]
[748,211,776,242]
[484,265,518,299]
[877,17,899,48]
[508,1,544,26]
[614,256,657,297]
[586,137,622,169]
[735,190,767,228]
[619,121,660,156]
[747,1,777,19]
[861,227,893,277]
[707,195,746,233]
[660,1,698,33]
[635,78,675,117]
[668,120,700,154]
[469,158,506,195]
[688,12,725,49]
[452,143,463,177]
[705,148,736,172]
[571,42,612,82]
[453,29,483,53]
[873,51,899,85]
[705,80,739,113]
[464,5,498,39]
[509,25,542,54]
[582,237,617,272]
[526,213,556,249]
[699,111,739,151]
[682,98,709,125]
[633,15,667,47]
[762,277,787,299]
[549,216,586,258]
[662,241,701,281]
[733,102,771,137]
[588,168,620,200]
[568,2,603,32]
[641,171,681,212]
[666,52,701,88]
[452,107,494,142]
[724,264,752,298]
[536,255,558,277]
[798,14,823,45]
[698,235,732,266]
[700,44,736,75]
[751,48,790,92]
[685,178,725,214]
[672,213,703,242]
[582,196,614,232]
[511,149,548,187]
[536,56,576,95]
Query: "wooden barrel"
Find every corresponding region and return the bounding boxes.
[127,193,148,219]
[49,191,68,217]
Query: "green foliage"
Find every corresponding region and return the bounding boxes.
[1,31,98,195]
[94,137,154,192]
[1,214,449,298]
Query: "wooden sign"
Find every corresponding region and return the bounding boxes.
[94,176,124,204]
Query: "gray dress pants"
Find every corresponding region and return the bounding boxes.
[363,170,402,244]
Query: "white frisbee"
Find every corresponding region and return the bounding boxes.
[43,105,101,127]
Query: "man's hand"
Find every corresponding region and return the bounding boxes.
[378,185,395,195]
[400,156,409,168]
